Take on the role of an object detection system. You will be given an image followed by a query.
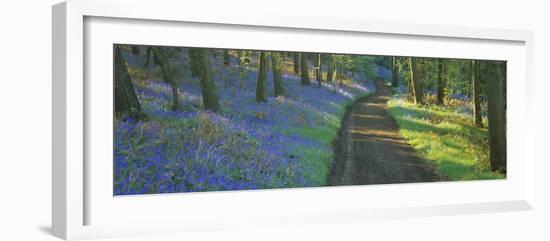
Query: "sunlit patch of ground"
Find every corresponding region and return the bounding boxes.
[387,94,504,180]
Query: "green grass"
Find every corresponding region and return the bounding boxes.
[288,122,339,185]
[295,146,332,186]
[282,108,341,186]
[283,94,370,186]
[387,94,504,181]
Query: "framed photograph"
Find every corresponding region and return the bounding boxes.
[52,0,535,240]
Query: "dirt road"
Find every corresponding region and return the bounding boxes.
[328,80,441,186]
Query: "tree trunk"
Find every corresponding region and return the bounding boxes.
[114,46,145,119]
[237,50,242,66]
[316,53,322,87]
[271,52,285,97]
[300,52,310,85]
[391,56,398,87]
[408,57,423,105]
[159,64,180,111]
[256,51,268,102]
[406,58,413,98]
[156,62,178,111]
[188,48,202,78]
[407,57,414,101]
[472,60,482,127]
[486,61,506,173]
[153,48,180,111]
[223,50,230,66]
[327,55,335,82]
[197,48,221,112]
[131,46,140,55]
[337,63,343,87]
[237,50,246,89]
[293,52,300,75]
[339,68,343,87]
[437,59,447,105]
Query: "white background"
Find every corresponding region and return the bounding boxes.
[0,0,548,240]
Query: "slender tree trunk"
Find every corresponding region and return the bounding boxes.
[316,53,322,87]
[406,58,413,98]
[293,52,300,75]
[486,61,506,173]
[197,48,221,112]
[391,56,398,87]
[339,68,343,87]
[223,50,230,66]
[407,78,412,96]
[327,55,335,82]
[407,57,414,101]
[413,59,424,105]
[256,51,268,102]
[114,46,145,119]
[271,52,285,97]
[237,50,245,89]
[472,60,482,127]
[237,50,242,66]
[437,59,447,105]
[408,57,423,105]
[337,63,343,87]
[300,52,310,85]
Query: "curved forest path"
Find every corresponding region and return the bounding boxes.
[328,80,442,186]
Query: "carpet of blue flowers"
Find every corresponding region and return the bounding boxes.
[114,51,381,195]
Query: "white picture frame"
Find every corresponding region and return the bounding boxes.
[52,0,535,240]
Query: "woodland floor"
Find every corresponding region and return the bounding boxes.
[328,80,443,185]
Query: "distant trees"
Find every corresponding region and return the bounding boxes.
[256,51,268,102]
[375,56,392,71]
[237,50,249,89]
[271,52,285,97]
[114,46,145,119]
[353,56,375,83]
[334,55,345,87]
[300,52,311,85]
[310,54,376,91]
[391,56,398,87]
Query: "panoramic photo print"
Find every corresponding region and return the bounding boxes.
[113,44,507,195]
